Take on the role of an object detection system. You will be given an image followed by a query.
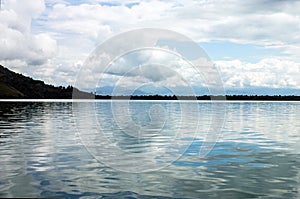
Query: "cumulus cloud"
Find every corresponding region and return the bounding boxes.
[216,58,300,89]
[1,0,300,91]
[0,0,57,69]
[73,44,205,90]
[42,1,300,70]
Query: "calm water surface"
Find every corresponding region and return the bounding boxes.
[0,101,299,198]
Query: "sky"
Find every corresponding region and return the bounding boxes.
[1,0,300,95]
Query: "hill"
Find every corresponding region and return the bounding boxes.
[0,65,91,99]
[0,82,25,98]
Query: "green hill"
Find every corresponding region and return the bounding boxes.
[0,65,92,99]
[0,82,25,98]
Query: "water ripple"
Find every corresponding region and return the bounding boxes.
[0,101,299,198]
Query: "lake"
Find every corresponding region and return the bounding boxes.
[0,100,299,198]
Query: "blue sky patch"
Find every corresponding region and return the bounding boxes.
[125,2,140,8]
[199,41,286,62]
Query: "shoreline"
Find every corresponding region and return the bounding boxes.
[1,98,300,102]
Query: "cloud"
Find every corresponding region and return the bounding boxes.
[5,0,45,19]
[1,0,300,91]
[216,58,300,89]
[0,0,57,67]
[40,0,300,62]
[128,64,178,82]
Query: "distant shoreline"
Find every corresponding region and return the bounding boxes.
[94,95,300,101]
[1,95,300,101]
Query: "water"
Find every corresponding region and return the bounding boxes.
[0,101,299,198]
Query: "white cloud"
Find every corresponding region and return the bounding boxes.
[216,58,300,89]
[0,0,57,71]
[77,47,217,91]
[1,0,300,91]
